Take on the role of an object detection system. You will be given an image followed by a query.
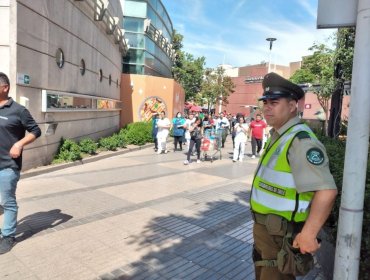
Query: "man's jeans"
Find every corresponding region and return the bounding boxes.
[0,168,20,237]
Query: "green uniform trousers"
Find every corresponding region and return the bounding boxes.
[253,223,295,280]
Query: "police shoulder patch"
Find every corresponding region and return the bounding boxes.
[306,148,325,165]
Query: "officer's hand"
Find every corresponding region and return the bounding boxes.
[292,232,320,254]
[9,144,23,158]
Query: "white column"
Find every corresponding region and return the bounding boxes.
[333,0,370,279]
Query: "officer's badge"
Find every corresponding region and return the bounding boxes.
[306,148,324,165]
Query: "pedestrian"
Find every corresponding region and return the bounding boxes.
[202,113,214,137]
[156,111,171,154]
[172,112,185,151]
[183,117,202,165]
[232,116,248,162]
[250,72,337,280]
[184,113,195,152]
[215,112,230,148]
[249,113,267,158]
[0,72,41,254]
[151,113,159,152]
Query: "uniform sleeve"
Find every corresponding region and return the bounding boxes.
[20,108,41,138]
[288,137,337,193]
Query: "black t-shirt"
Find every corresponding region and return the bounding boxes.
[0,98,41,170]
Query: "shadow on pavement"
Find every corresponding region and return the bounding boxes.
[99,190,256,280]
[15,209,73,242]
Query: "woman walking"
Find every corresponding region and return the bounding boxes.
[172,112,185,151]
[184,117,203,165]
[232,116,248,162]
[156,111,171,154]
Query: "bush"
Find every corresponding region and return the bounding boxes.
[79,138,98,155]
[99,136,120,151]
[121,121,152,146]
[319,135,370,279]
[53,138,82,163]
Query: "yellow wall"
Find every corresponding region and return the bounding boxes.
[120,74,185,126]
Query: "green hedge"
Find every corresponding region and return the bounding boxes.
[121,121,153,146]
[52,138,82,163]
[53,121,153,163]
[319,135,370,280]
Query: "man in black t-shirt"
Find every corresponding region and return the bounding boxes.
[0,72,41,254]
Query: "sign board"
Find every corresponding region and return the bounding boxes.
[317,0,358,28]
[244,76,264,84]
[17,73,30,85]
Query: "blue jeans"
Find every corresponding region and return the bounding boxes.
[0,168,20,237]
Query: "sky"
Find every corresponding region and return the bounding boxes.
[161,0,335,68]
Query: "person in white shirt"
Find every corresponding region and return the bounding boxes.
[184,113,195,152]
[156,111,171,154]
[216,112,230,148]
[232,116,249,162]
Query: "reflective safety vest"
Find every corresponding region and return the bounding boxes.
[251,123,316,222]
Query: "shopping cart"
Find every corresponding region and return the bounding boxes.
[201,129,222,162]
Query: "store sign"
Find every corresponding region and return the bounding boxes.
[17,73,30,85]
[244,76,264,84]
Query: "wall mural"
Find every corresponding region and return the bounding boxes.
[139,97,167,121]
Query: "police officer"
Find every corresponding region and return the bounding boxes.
[250,72,337,280]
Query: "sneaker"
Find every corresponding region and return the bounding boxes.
[164,150,169,154]
[0,236,15,254]
[197,159,201,164]
[251,155,256,159]
[157,150,162,154]
[232,159,237,162]
[183,160,189,165]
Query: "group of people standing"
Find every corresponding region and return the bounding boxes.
[151,109,269,164]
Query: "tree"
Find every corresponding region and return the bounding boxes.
[328,28,355,138]
[197,66,235,114]
[172,30,206,101]
[290,43,335,135]
[290,29,355,137]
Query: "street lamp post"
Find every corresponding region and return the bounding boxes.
[266,37,277,73]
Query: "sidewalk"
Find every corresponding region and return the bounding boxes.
[0,138,330,279]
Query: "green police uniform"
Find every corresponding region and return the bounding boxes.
[251,73,337,280]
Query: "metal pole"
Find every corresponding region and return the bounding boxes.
[333,1,370,279]
[266,38,276,73]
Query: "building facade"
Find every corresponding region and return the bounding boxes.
[0,0,128,169]
[122,0,175,78]
[223,62,350,124]
[120,0,184,125]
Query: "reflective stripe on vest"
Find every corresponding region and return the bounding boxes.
[251,123,315,222]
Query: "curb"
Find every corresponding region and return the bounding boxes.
[20,143,154,179]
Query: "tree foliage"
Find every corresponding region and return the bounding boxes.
[172,30,206,101]
[290,28,355,136]
[197,67,235,113]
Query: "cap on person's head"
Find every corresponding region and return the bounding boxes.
[259,72,304,101]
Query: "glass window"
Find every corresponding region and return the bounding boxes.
[123,17,144,32]
[56,48,64,68]
[146,37,156,54]
[124,1,147,18]
[126,33,145,48]
[42,90,121,112]
[147,0,157,10]
[128,49,145,64]
[147,7,157,26]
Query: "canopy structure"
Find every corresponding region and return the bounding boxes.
[189,105,202,112]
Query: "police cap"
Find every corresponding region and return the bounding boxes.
[259,72,304,101]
